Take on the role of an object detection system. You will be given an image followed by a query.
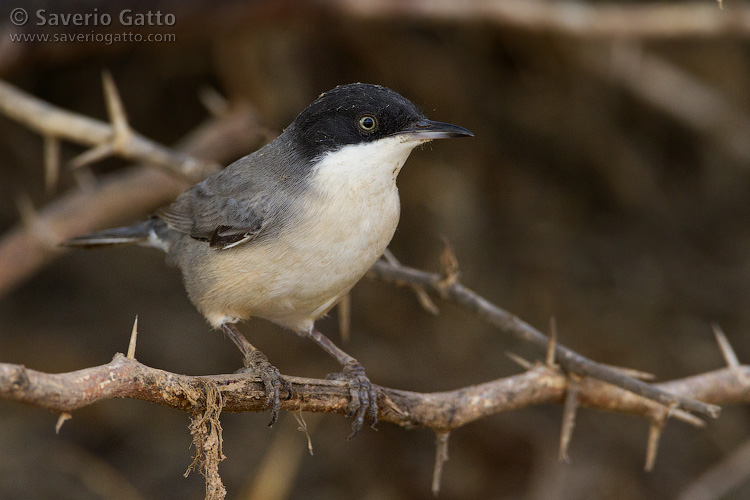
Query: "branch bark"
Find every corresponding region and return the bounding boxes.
[367,260,721,418]
[0,80,219,181]
[0,354,746,432]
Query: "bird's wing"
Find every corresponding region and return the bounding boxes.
[156,175,275,250]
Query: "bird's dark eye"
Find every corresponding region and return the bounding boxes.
[358,115,378,132]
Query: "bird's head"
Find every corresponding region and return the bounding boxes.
[290,83,473,163]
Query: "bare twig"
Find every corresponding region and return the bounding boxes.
[367,260,722,419]
[580,44,750,164]
[2,355,746,434]
[326,0,750,39]
[0,79,219,181]
[0,102,265,300]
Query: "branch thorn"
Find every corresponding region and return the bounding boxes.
[432,430,450,496]
[127,315,138,359]
[198,86,230,118]
[559,375,581,463]
[383,249,439,315]
[645,418,665,471]
[546,316,558,367]
[55,412,72,434]
[712,323,740,369]
[68,71,133,170]
[597,363,655,381]
[101,70,133,155]
[68,143,115,170]
[505,351,534,370]
[671,408,705,428]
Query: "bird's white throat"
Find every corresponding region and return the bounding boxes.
[311,134,428,190]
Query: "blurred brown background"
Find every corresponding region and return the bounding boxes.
[2,1,750,499]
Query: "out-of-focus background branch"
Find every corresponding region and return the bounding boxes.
[2,1,750,499]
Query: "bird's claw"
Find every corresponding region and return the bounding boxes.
[238,350,291,427]
[327,361,379,439]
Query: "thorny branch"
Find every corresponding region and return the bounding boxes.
[0,86,267,300]
[0,78,219,181]
[367,260,720,418]
[1,353,748,434]
[0,76,744,495]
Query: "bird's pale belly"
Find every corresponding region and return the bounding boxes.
[196,185,401,332]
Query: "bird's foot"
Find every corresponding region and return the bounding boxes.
[237,350,291,427]
[326,361,379,439]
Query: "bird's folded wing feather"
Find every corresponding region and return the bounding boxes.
[156,178,273,250]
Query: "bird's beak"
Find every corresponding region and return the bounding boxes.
[398,119,474,141]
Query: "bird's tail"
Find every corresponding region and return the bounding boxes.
[61,219,169,252]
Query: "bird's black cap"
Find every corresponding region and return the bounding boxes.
[291,83,472,160]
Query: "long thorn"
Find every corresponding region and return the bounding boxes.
[671,408,705,428]
[55,412,72,434]
[68,143,115,169]
[559,376,581,462]
[712,323,739,368]
[597,362,655,381]
[101,70,132,153]
[432,431,450,497]
[505,351,534,370]
[383,249,439,314]
[645,419,665,471]
[127,316,138,359]
[546,316,557,366]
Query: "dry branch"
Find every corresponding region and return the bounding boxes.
[325,0,750,39]
[1,354,747,431]
[579,44,750,164]
[0,79,219,181]
[367,260,721,418]
[0,92,265,299]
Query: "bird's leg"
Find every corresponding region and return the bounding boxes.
[221,323,290,426]
[306,327,379,439]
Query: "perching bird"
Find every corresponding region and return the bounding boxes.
[64,83,473,436]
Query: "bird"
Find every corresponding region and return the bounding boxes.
[63,83,473,437]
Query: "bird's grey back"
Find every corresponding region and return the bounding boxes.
[158,125,311,249]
